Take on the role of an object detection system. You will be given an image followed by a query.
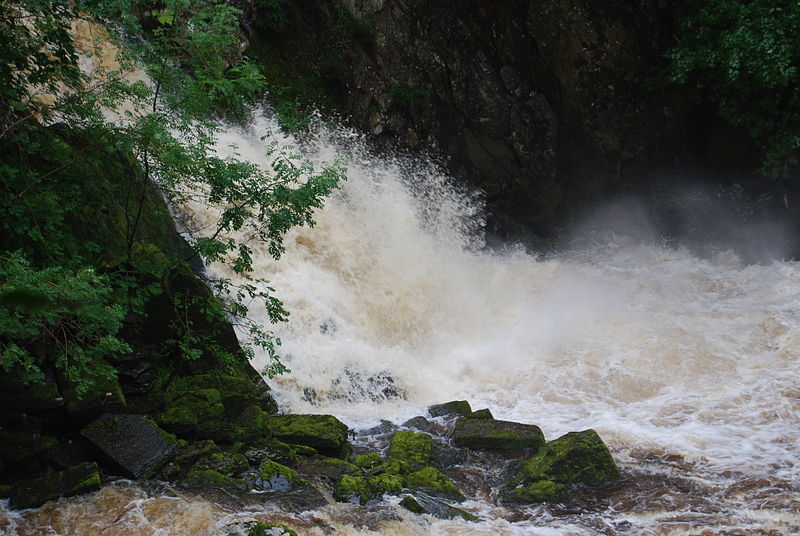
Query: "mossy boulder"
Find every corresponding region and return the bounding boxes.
[468,408,494,420]
[180,469,251,495]
[352,452,382,469]
[192,452,249,476]
[334,474,373,504]
[505,480,568,503]
[452,418,545,452]
[224,521,298,536]
[405,467,464,500]
[247,459,304,491]
[401,416,432,432]
[10,462,100,509]
[519,429,620,486]
[157,388,225,436]
[295,455,361,480]
[174,439,221,466]
[428,400,472,418]
[400,493,477,521]
[157,386,271,443]
[242,439,299,466]
[265,414,351,458]
[388,430,432,469]
[333,473,403,505]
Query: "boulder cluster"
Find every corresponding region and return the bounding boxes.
[2,370,620,526]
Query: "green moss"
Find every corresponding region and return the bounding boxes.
[399,494,425,514]
[468,408,494,420]
[296,455,361,479]
[10,462,101,509]
[157,389,225,436]
[388,431,432,469]
[174,439,221,465]
[193,452,249,475]
[506,480,568,503]
[370,473,403,494]
[265,414,350,458]
[180,469,251,494]
[428,400,472,418]
[334,474,373,504]
[352,452,382,469]
[405,467,463,500]
[376,458,409,476]
[520,429,620,486]
[248,459,304,491]
[244,522,298,536]
[452,419,545,452]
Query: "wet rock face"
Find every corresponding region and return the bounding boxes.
[81,414,178,479]
[452,417,546,453]
[250,0,691,239]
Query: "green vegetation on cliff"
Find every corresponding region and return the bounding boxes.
[0,0,345,396]
[668,0,800,177]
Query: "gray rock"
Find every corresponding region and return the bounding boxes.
[81,414,177,478]
[399,492,477,521]
[428,401,472,418]
[452,418,545,452]
[402,416,432,432]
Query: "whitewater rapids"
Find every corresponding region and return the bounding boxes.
[3,110,798,535]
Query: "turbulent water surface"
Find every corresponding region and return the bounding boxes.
[3,113,799,535]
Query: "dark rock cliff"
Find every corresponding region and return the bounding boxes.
[243,0,799,254]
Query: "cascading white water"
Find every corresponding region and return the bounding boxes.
[4,109,798,535]
[190,112,799,479]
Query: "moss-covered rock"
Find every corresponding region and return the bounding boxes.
[247,459,304,491]
[468,408,494,420]
[295,455,361,479]
[265,414,351,458]
[10,462,100,509]
[352,452,382,470]
[520,429,620,486]
[174,439,221,466]
[157,388,225,436]
[399,492,477,521]
[334,474,373,504]
[333,471,405,505]
[242,439,298,466]
[228,521,298,536]
[192,452,249,476]
[388,431,432,469]
[505,480,568,503]
[180,469,251,495]
[405,467,464,500]
[428,400,472,418]
[452,418,545,452]
[401,416,433,432]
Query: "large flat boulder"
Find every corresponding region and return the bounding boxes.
[81,414,177,478]
[265,414,351,458]
[452,418,545,452]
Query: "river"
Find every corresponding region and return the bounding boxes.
[2,111,798,535]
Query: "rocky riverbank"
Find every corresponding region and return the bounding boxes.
[1,363,620,532]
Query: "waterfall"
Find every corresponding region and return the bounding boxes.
[5,108,798,535]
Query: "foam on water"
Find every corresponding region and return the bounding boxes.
[6,109,798,535]
[188,111,800,484]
